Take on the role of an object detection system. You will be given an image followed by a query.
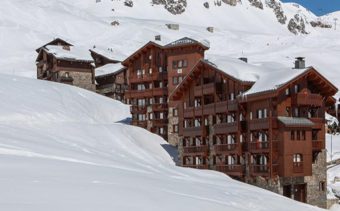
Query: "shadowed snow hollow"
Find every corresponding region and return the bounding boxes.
[0,75,324,211]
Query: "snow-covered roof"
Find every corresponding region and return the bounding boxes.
[277,116,314,126]
[204,55,261,82]
[90,47,124,62]
[45,45,94,62]
[96,63,125,77]
[165,37,209,49]
[243,67,309,96]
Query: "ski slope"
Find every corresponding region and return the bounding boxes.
[0,74,325,210]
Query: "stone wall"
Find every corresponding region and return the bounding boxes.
[305,150,327,208]
[59,71,95,91]
[250,150,327,208]
[168,107,180,146]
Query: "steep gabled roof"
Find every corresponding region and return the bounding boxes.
[164,37,209,50]
[95,63,126,78]
[121,41,162,66]
[243,67,338,98]
[90,48,121,63]
[37,45,94,63]
[170,59,252,101]
[35,38,73,53]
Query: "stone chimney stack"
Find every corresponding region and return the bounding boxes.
[295,57,305,69]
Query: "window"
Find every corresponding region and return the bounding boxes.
[291,131,295,140]
[250,112,253,120]
[229,93,235,100]
[159,67,163,72]
[65,72,70,78]
[312,130,318,140]
[149,113,153,120]
[319,181,325,191]
[301,131,306,140]
[293,154,303,163]
[173,77,178,85]
[263,109,268,118]
[149,68,152,74]
[296,130,301,140]
[294,84,299,93]
[294,108,299,117]
[257,110,263,119]
[173,124,179,133]
[178,76,183,83]
[183,60,188,67]
[173,108,178,117]
[285,88,290,96]
[159,127,164,135]
[172,61,177,69]
[178,60,183,68]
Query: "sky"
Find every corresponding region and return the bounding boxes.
[282,0,340,16]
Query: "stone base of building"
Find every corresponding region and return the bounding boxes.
[247,150,327,209]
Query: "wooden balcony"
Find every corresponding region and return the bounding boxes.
[203,104,215,115]
[129,72,167,83]
[183,126,208,137]
[214,122,238,134]
[153,87,168,96]
[194,83,215,96]
[183,164,209,169]
[215,165,244,177]
[131,120,147,128]
[151,103,168,111]
[293,162,304,173]
[249,142,269,153]
[296,93,323,107]
[183,107,194,118]
[152,119,168,127]
[125,89,153,98]
[249,118,277,130]
[251,165,269,176]
[130,105,147,113]
[216,101,228,113]
[312,140,324,151]
[228,100,238,111]
[213,143,241,154]
[183,145,209,155]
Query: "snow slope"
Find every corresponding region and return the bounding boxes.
[0,74,324,211]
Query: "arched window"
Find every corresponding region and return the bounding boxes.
[293,154,303,163]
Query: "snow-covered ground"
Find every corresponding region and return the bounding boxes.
[0,74,325,211]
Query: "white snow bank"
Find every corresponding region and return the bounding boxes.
[0,74,323,211]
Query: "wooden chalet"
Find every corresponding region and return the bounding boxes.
[170,57,338,208]
[35,38,73,53]
[95,63,128,102]
[36,44,96,91]
[122,37,209,141]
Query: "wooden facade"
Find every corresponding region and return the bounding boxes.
[122,38,209,140]
[170,60,338,206]
[36,42,95,91]
[96,67,128,102]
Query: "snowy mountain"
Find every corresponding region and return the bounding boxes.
[0,74,324,211]
[0,0,339,98]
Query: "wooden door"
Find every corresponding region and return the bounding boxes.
[283,185,292,198]
[294,184,306,203]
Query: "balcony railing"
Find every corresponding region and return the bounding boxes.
[249,141,269,152]
[251,164,279,177]
[183,145,209,155]
[296,93,323,107]
[214,122,238,134]
[183,164,209,169]
[131,120,147,128]
[215,164,244,176]
[183,126,208,136]
[203,104,215,115]
[293,162,304,173]
[183,107,194,118]
[214,143,240,154]
[194,83,215,96]
[151,103,168,111]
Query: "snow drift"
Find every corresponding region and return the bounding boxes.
[0,74,324,211]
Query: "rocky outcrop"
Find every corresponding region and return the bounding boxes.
[287,14,308,35]
[152,0,187,15]
[310,21,332,29]
[203,2,209,9]
[265,0,287,24]
[222,0,240,6]
[248,0,263,9]
[124,0,133,7]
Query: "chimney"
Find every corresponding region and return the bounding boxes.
[155,35,161,41]
[295,57,305,69]
[238,57,248,63]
